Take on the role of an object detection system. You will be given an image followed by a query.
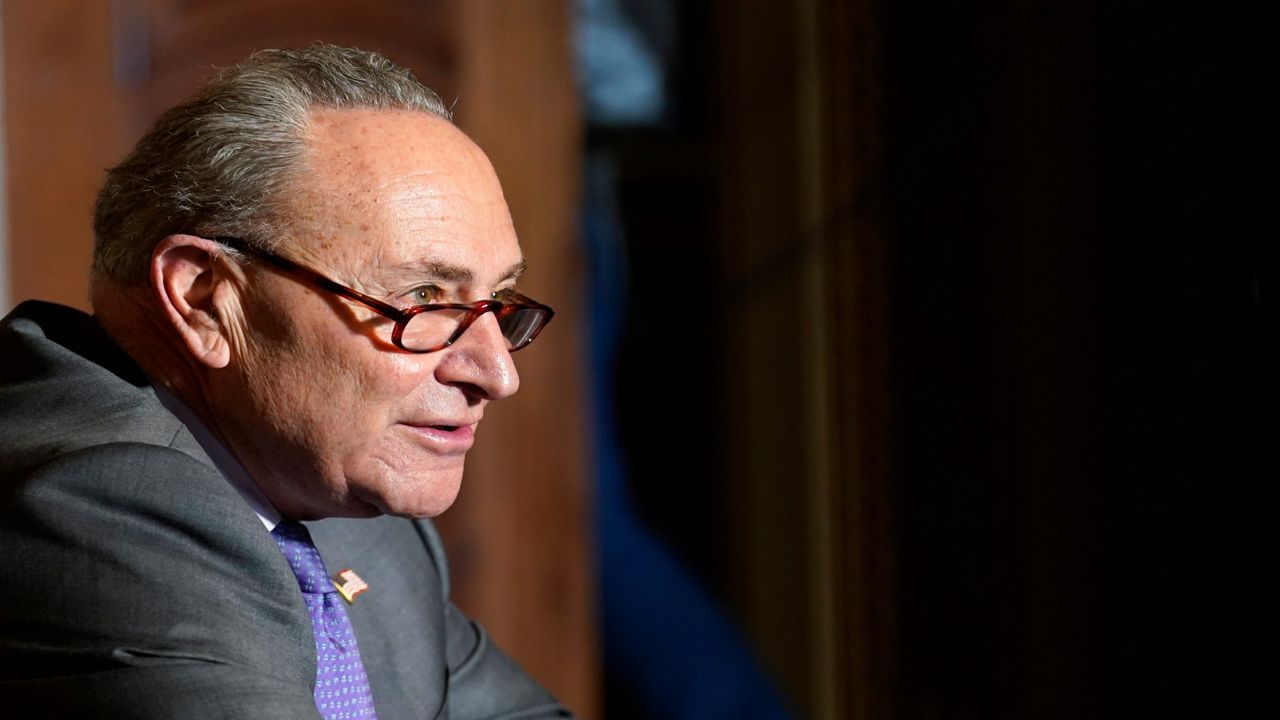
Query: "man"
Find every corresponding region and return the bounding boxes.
[0,45,571,719]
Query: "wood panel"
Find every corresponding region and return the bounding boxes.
[817,0,898,717]
[438,2,597,716]
[713,0,895,716]
[121,0,454,138]
[3,1,119,309]
[713,0,818,711]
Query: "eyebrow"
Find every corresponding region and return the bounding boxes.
[393,258,527,285]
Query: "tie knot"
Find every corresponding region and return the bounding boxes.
[271,520,333,595]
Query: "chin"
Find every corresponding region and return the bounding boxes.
[362,474,463,519]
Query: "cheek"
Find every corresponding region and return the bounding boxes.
[236,324,363,441]
[353,354,438,431]
[316,346,436,446]
[236,296,438,453]
[355,429,465,518]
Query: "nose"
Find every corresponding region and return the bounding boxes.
[434,311,521,401]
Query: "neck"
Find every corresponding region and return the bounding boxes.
[92,280,223,435]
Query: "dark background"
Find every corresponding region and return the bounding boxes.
[597,0,1263,717]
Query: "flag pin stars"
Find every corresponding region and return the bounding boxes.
[331,568,369,604]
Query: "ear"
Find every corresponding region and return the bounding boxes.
[151,234,239,369]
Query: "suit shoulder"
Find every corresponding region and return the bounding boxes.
[1,303,203,478]
[0,443,315,695]
[4,441,242,526]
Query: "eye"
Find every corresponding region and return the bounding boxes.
[404,285,443,305]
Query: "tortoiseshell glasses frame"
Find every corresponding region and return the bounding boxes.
[210,236,553,353]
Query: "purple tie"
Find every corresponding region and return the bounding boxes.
[271,520,378,719]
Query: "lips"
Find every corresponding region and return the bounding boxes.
[402,420,477,453]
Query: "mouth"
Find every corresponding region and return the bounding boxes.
[402,420,477,453]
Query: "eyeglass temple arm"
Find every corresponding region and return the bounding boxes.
[213,236,410,321]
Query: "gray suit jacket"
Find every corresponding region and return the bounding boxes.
[0,301,571,719]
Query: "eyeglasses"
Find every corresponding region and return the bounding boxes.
[211,236,553,353]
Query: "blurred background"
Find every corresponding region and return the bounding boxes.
[1,1,1261,718]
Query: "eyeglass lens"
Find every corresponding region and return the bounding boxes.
[401,306,547,352]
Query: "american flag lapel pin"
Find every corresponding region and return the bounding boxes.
[331,568,369,604]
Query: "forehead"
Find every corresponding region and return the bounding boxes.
[283,108,520,282]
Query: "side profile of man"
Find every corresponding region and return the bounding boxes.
[0,45,571,719]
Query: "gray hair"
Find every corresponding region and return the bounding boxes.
[91,44,452,285]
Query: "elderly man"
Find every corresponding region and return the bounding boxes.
[0,46,570,719]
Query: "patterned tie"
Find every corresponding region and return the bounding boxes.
[271,520,378,719]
